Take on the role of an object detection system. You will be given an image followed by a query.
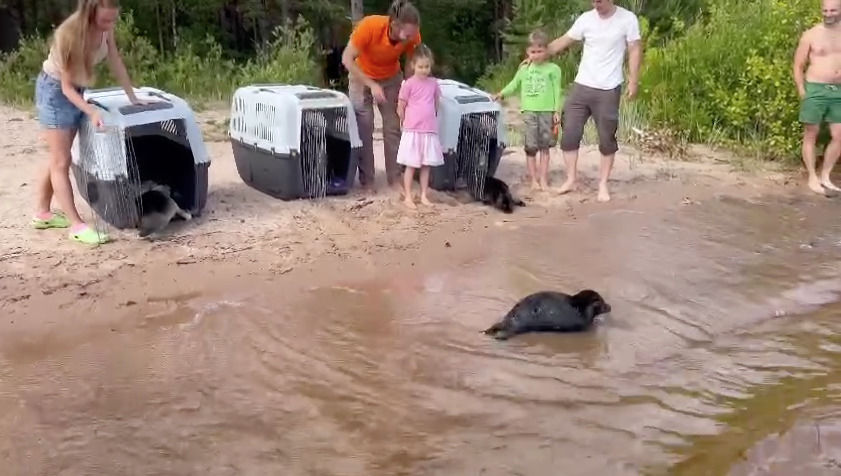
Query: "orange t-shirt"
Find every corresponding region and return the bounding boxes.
[350,15,421,80]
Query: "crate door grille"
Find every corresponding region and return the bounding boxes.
[456,111,498,200]
[300,109,329,198]
[76,122,140,231]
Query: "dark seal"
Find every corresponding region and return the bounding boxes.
[482,176,526,213]
[483,289,612,340]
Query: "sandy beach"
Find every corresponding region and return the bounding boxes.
[0,101,800,330]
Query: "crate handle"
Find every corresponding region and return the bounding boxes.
[457,84,488,96]
[258,88,279,94]
[145,91,171,102]
[87,99,109,111]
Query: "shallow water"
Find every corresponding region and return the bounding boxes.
[3,192,841,474]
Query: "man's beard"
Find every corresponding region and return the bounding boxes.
[824,14,840,25]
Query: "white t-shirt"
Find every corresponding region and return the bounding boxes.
[565,7,641,90]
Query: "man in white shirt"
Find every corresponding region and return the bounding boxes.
[547,0,642,202]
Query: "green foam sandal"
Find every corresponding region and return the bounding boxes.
[69,225,110,245]
[32,211,71,229]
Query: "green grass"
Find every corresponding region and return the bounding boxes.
[0,13,321,107]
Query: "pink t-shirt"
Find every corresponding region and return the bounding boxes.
[398,75,440,133]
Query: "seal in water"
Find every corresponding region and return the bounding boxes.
[483,289,611,340]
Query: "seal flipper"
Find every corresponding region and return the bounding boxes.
[139,212,171,237]
[483,322,513,340]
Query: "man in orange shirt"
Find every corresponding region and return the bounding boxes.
[342,0,422,192]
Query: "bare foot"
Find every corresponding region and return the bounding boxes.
[597,183,611,202]
[420,196,434,207]
[403,198,417,209]
[821,178,841,192]
[558,180,576,195]
[539,179,549,190]
[808,177,826,195]
[531,181,540,190]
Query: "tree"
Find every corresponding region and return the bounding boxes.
[351,0,363,24]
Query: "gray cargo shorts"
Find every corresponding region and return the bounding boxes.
[560,82,622,156]
[523,111,557,155]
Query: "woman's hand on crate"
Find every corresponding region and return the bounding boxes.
[89,111,104,130]
[128,95,153,106]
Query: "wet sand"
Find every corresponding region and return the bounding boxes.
[2,103,841,474]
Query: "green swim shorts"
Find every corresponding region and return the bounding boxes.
[799,82,841,124]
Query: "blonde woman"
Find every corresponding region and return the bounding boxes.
[33,0,145,245]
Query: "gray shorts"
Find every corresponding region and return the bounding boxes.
[560,82,622,155]
[523,111,557,155]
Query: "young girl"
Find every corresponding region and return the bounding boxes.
[33,0,145,245]
[396,45,444,209]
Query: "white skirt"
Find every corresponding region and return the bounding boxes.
[396,131,445,168]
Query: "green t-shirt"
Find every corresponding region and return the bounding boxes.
[499,61,563,112]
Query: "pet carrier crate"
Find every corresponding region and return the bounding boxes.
[431,79,508,199]
[70,86,210,230]
[229,84,362,200]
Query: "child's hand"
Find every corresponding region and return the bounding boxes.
[491,93,501,102]
[553,112,560,125]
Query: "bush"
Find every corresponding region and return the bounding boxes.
[639,0,820,160]
[0,12,321,107]
[0,34,50,106]
[235,19,321,88]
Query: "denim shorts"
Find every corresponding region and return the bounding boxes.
[35,71,86,130]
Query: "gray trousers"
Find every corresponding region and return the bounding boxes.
[348,72,404,187]
[560,82,622,156]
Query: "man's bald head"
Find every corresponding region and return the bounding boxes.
[823,0,841,25]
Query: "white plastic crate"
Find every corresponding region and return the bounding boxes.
[70,86,210,229]
[229,84,362,200]
[432,79,508,198]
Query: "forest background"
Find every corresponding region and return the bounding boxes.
[0,0,826,160]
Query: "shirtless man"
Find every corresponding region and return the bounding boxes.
[793,0,841,195]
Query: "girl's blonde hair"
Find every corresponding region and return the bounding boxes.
[528,29,549,48]
[52,0,119,85]
[410,43,434,66]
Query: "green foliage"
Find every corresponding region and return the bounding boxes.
[0,34,49,105]
[640,0,820,160]
[0,0,829,163]
[234,19,322,87]
[0,11,320,106]
[475,0,584,92]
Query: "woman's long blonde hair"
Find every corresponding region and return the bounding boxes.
[52,0,118,85]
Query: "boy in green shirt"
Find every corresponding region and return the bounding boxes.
[493,30,563,190]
